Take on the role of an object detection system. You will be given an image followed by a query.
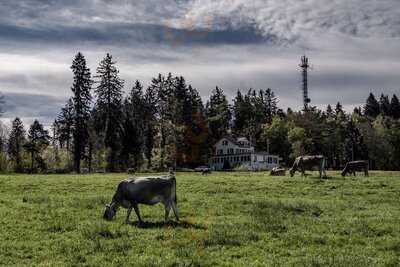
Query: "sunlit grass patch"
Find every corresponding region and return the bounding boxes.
[0,171,399,266]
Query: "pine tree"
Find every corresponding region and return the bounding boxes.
[56,99,74,153]
[120,80,145,170]
[70,52,92,173]
[94,53,124,172]
[390,94,400,119]
[326,104,333,117]
[143,85,158,169]
[364,93,380,118]
[155,73,174,169]
[379,94,391,117]
[260,88,278,124]
[233,90,246,134]
[24,120,50,172]
[205,86,231,144]
[7,117,26,172]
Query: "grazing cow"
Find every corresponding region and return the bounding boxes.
[126,168,135,175]
[270,167,286,176]
[289,155,327,178]
[341,161,369,177]
[202,169,211,175]
[103,171,179,225]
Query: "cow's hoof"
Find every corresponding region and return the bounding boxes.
[137,221,145,227]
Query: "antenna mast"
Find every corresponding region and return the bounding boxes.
[299,55,311,110]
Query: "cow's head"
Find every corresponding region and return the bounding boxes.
[103,203,118,220]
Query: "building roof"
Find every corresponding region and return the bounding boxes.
[215,136,253,148]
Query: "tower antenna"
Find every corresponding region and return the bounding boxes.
[299,55,311,110]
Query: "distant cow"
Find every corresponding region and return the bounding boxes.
[341,161,369,177]
[202,169,211,175]
[290,155,327,178]
[103,171,179,225]
[270,167,286,176]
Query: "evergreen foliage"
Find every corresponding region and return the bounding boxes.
[7,118,26,172]
[94,53,124,172]
[364,93,380,118]
[70,52,93,173]
[24,120,50,172]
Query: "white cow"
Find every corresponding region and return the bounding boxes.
[103,171,179,225]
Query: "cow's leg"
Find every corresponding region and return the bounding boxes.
[133,204,143,225]
[125,206,132,224]
[171,201,179,221]
[320,161,326,178]
[365,169,369,177]
[353,171,356,177]
[164,202,171,222]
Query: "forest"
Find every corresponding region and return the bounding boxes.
[3,52,400,173]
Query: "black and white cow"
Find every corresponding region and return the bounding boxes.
[103,171,179,225]
[341,161,369,177]
[289,155,327,178]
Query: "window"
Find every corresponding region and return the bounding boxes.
[273,158,277,164]
[228,148,234,154]
[268,157,272,164]
[222,140,228,146]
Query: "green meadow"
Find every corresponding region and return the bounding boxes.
[0,171,399,266]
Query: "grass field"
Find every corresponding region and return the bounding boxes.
[0,171,400,266]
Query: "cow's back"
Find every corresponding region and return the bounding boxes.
[300,155,324,170]
[347,161,368,170]
[124,176,175,205]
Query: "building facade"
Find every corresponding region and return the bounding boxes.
[210,136,280,171]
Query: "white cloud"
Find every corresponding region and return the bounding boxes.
[182,0,400,41]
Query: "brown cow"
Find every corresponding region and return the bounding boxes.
[289,155,327,178]
[341,161,369,177]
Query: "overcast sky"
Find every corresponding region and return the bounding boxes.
[0,0,399,127]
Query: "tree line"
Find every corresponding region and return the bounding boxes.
[2,52,400,173]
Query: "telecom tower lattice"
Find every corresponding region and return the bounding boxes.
[299,55,311,110]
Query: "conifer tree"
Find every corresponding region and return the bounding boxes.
[121,80,145,170]
[7,117,26,172]
[24,120,50,172]
[56,99,74,152]
[364,93,380,118]
[390,94,400,119]
[260,88,278,124]
[94,53,124,172]
[379,94,391,117]
[205,86,231,143]
[143,85,158,169]
[70,52,92,173]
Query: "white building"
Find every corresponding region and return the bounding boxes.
[210,136,280,171]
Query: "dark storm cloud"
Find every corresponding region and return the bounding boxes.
[2,92,67,126]
[0,22,266,46]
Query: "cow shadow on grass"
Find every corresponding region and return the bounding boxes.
[297,173,336,180]
[128,220,206,230]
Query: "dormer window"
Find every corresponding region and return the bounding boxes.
[222,140,228,146]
